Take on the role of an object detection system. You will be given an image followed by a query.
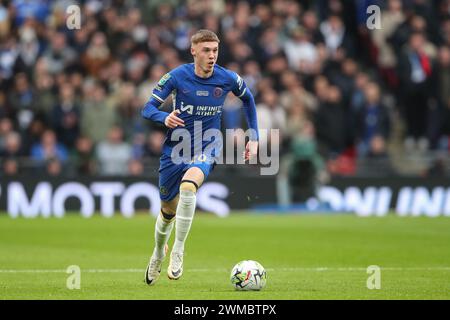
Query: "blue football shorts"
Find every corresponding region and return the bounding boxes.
[158,153,215,202]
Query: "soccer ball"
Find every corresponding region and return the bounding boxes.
[230,260,267,291]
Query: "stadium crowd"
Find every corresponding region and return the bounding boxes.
[0,0,449,178]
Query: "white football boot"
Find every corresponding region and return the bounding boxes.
[167,251,184,280]
[144,244,168,286]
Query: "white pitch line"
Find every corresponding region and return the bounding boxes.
[1,267,450,273]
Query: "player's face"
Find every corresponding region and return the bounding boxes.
[192,41,219,74]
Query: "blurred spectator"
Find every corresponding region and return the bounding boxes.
[355,83,391,158]
[390,13,435,58]
[0,3,10,38]
[116,82,146,136]
[104,60,125,97]
[0,36,19,81]
[96,126,132,176]
[258,27,283,64]
[81,82,118,144]
[439,94,450,151]
[320,15,354,58]
[74,136,96,175]
[144,130,165,158]
[438,45,450,150]
[126,51,149,84]
[438,46,450,106]
[0,131,24,158]
[46,157,62,176]
[72,28,90,56]
[42,31,77,75]
[242,60,262,94]
[23,117,46,156]
[18,23,41,70]
[82,32,112,77]
[284,27,319,74]
[398,32,436,150]
[128,159,144,176]
[350,72,370,112]
[286,101,310,138]
[31,129,68,164]
[265,54,289,77]
[279,70,317,112]
[288,120,326,201]
[329,58,358,104]
[34,72,57,117]
[132,132,146,159]
[424,153,447,177]
[160,48,183,70]
[0,91,8,118]
[52,83,81,148]
[138,64,167,105]
[9,73,35,131]
[2,158,19,176]
[256,89,286,147]
[223,94,243,130]
[313,75,330,104]
[229,40,253,65]
[0,117,14,151]
[12,0,51,26]
[371,0,405,88]
[314,85,347,157]
[368,135,389,159]
[302,10,324,45]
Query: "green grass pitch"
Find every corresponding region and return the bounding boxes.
[1,212,450,299]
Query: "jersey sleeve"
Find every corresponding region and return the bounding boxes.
[141,72,176,124]
[229,71,259,141]
[230,72,248,98]
[152,72,176,103]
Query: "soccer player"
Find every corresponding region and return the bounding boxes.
[141,29,259,285]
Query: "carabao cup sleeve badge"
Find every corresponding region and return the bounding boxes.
[158,73,171,86]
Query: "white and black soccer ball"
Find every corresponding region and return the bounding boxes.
[230,260,267,291]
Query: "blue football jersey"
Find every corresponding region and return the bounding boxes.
[150,63,250,159]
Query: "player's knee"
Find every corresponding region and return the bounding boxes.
[180,180,198,195]
[160,208,176,222]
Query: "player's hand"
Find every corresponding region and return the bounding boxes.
[164,110,185,128]
[243,140,258,162]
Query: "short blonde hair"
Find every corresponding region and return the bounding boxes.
[191,29,220,45]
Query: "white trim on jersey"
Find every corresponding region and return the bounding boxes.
[238,87,247,98]
[152,93,164,103]
[171,90,176,111]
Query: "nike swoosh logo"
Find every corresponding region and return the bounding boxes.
[144,265,161,285]
[145,266,152,285]
[171,269,182,277]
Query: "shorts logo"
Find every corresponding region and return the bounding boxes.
[213,87,223,98]
[197,154,207,162]
[158,74,171,86]
[160,186,168,196]
[191,154,208,163]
